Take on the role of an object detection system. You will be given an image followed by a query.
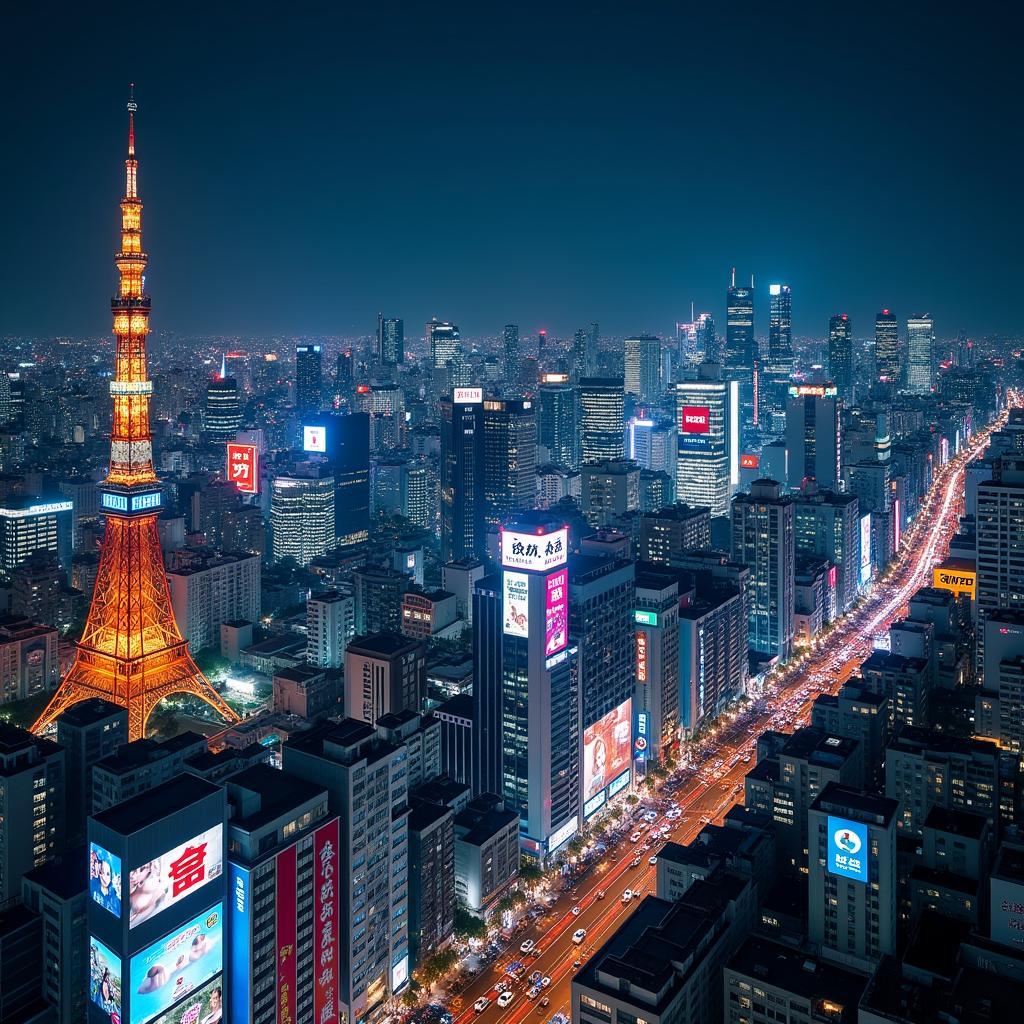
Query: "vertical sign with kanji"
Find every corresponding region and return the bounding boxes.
[276,844,297,1024]
[313,820,340,1024]
[226,442,259,494]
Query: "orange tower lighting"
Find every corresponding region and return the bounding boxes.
[33,88,239,741]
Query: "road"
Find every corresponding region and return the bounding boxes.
[445,406,1006,1024]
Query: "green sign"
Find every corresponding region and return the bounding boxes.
[634,610,658,626]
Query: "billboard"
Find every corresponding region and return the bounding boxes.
[634,710,649,763]
[787,384,838,398]
[226,443,259,494]
[228,865,250,1024]
[314,821,340,1024]
[129,825,224,930]
[303,424,327,453]
[501,527,567,572]
[453,387,483,403]
[90,842,123,918]
[547,816,578,854]
[636,630,649,683]
[503,571,529,638]
[894,498,901,550]
[148,976,223,1024]
[583,698,632,802]
[129,904,224,1024]
[740,453,760,469]
[276,845,297,1024]
[634,609,657,626]
[991,878,1024,951]
[826,816,868,883]
[933,566,977,599]
[90,935,123,1023]
[680,406,710,433]
[544,568,568,656]
[859,513,872,585]
[391,951,410,993]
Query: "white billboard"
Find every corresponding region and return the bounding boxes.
[454,387,483,404]
[503,571,529,638]
[501,527,568,572]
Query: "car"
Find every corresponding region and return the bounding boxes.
[622,889,634,903]
[527,987,540,1001]
[571,904,581,916]
[520,940,535,954]
[474,998,490,1013]
[529,971,542,985]
[631,857,642,868]
[497,992,515,1008]
[541,977,551,988]
[540,997,551,1009]
[596,889,606,900]
[572,928,587,944]
[494,981,509,993]
[630,832,642,843]
[649,855,658,865]
[573,959,582,969]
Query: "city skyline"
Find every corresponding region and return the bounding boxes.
[3,7,1021,339]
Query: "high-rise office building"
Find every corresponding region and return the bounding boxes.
[503,324,519,385]
[732,479,796,660]
[440,393,485,561]
[204,376,242,441]
[538,375,578,469]
[579,377,625,464]
[633,568,680,764]
[637,503,712,564]
[785,383,842,490]
[725,271,756,412]
[167,551,261,653]
[482,398,537,525]
[0,497,73,576]
[624,335,662,403]
[761,283,794,409]
[675,366,739,517]
[498,513,580,858]
[270,466,335,565]
[307,589,355,668]
[874,310,900,384]
[696,312,717,363]
[906,314,935,394]
[428,318,460,369]
[377,314,404,366]
[628,416,677,483]
[794,486,861,616]
[828,313,854,403]
[580,458,640,528]
[345,633,426,724]
[471,573,502,798]
[295,343,323,413]
[572,328,587,380]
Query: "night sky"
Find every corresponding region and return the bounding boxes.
[3,4,1021,340]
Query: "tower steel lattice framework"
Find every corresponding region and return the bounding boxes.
[33,90,239,741]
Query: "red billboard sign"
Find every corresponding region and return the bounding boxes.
[740,453,759,469]
[277,845,297,1024]
[681,406,710,433]
[314,821,339,1024]
[226,442,259,494]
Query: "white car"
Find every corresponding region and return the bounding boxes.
[622,889,634,903]
[474,997,490,1013]
[572,928,587,944]
[649,855,658,865]
[497,992,514,1008]
[541,976,551,988]
[519,939,535,954]
[571,905,581,916]
[630,832,642,843]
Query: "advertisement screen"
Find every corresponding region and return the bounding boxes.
[503,571,529,638]
[90,935,123,1023]
[933,566,977,599]
[148,975,223,1024]
[991,878,1024,951]
[636,630,649,683]
[453,387,483,403]
[501,527,567,572]
[277,845,297,1024]
[583,699,632,802]
[544,568,568,656]
[303,425,327,453]
[228,865,250,1024]
[391,953,410,993]
[129,825,224,930]
[894,498,901,550]
[859,514,872,585]
[226,443,259,494]
[314,821,340,1024]
[740,453,760,469]
[129,904,224,1024]
[680,405,710,433]
[826,816,868,883]
[90,843,123,918]
[634,710,649,762]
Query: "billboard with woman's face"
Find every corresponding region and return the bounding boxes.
[582,698,632,802]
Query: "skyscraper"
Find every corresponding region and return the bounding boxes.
[828,313,854,403]
[906,314,935,394]
[204,375,242,441]
[696,312,717,362]
[428,318,460,369]
[732,479,796,660]
[675,366,739,517]
[763,283,794,410]
[440,393,485,561]
[503,323,520,387]
[579,377,625,464]
[270,466,336,565]
[377,314,404,367]
[482,398,538,524]
[572,328,587,380]
[624,335,662,403]
[785,383,842,490]
[725,270,756,375]
[538,375,578,468]
[874,310,900,384]
[295,343,323,413]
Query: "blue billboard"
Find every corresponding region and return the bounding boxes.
[827,815,868,883]
[228,864,251,1024]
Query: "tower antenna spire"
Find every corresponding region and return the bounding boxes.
[731,267,736,289]
[127,83,137,156]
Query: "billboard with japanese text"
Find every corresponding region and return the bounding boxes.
[226,443,259,494]
[314,821,340,1024]
[501,527,568,572]
[544,568,568,656]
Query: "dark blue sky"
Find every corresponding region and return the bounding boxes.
[3,4,1021,340]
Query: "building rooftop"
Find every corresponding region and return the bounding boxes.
[92,773,223,836]
[346,631,421,657]
[811,782,898,826]
[226,763,326,834]
[434,693,473,720]
[453,797,518,846]
[923,805,987,840]
[993,840,1024,883]
[54,697,125,728]
[409,797,452,833]
[23,846,89,901]
[887,724,1000,760]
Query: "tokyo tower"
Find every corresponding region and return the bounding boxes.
[33,89,239,741]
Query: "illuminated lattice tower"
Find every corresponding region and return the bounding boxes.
[33,89,239,741]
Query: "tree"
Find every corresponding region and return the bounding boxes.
[454,903,487,941]
[518,857,543,884]
[418,949,459,987]
[567,833,588,855]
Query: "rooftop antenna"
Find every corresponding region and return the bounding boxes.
[731,267,736,289]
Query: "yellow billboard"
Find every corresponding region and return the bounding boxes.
[933,567,976,599]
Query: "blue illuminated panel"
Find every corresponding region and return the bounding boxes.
[228,863,251,1024]
[827,815,868,883]
[101,492,129,512]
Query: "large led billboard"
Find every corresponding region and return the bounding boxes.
[90,842,123,917]
[129,903,224,1024]
[314,821,340,1024]
[276,845,297,1024]
[501,527,567,572]
[303,424,327,453]
[228,864,251,1024]
[544,568,568,656]
[991,878,1024,951]
[859,514,872,586]
[129,825,224,930]
[503,571,529,638]
[826,816,868,883]
[933,566,976,599]
[680,406,710,433]
[148,976,223,1024]
[226,442,259,494]
[583,698,632,803]
[90,935,123,1023]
